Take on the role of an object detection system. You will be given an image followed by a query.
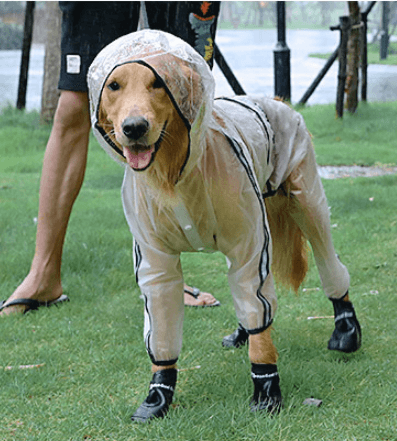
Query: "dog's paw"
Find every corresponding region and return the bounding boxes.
[222,324,249,348]
[328,297,362,353]
[250,363,282,415]
[131,368,177,423]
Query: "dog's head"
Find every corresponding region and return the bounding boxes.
[88,30,215,193]
[98,62,182,172]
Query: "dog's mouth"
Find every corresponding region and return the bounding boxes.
[123,144,155,171]
[122,122,167,171]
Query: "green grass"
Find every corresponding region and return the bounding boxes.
[298,101,397,166]
[310,41,397,66]
[1,103,397,440]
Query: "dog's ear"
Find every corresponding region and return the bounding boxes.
[97,99,110,131]
[98,102,106,128]
[174,62,204,124]
[97,98,120,148]
[180,64,202,101]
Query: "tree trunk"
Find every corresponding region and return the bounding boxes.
[17,1,35,110]
[345,1,361,113]
[40,2,61,123]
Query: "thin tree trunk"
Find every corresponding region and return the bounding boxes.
[40,2,61,123]
[17,1,35,110]
[345,1,361,113]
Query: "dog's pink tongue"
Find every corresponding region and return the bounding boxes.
[124,146,154,170]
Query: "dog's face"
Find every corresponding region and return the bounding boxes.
[99,63,179,172]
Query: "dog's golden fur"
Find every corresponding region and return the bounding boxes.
[265,188,309,293]
[99,63,189,199]
[98,62,309,367]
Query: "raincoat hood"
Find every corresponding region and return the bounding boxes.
[88,29,215,176]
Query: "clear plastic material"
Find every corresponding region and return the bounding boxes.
[88,30,349,365]
[88,30,214,171]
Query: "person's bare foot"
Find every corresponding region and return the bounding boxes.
[183,285,220,307]
[1,279,219,315]
[0,272,63,316]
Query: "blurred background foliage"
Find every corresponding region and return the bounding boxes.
[0,2,396,50]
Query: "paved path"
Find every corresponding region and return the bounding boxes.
[318,165,397,180]
[1,29,397,111]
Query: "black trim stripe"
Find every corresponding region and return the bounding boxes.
[142,293,154,362]
[134,241,142,284]
[215,96,272,160]
[263,181,278,199]
[224,133,273,330]
[216,96,279,201]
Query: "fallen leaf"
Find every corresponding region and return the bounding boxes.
[303,398,322,407]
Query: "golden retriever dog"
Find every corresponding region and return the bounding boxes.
[88,30,361,422]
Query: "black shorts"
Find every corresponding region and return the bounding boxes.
[58,1,220,92]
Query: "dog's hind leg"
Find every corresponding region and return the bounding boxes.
[286,146,361,353]
[249,327,282,413]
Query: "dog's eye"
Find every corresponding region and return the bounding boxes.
[107,81,120,91]
[152,78,164,89]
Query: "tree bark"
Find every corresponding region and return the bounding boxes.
[345,1,361,113]
[40,2,61,123]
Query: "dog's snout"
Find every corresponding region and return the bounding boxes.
[122,116,149,140]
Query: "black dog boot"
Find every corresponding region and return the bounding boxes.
[328,294,362,353]
[250,363,282,414]
[131,368,177,423]
[222,324,249,348]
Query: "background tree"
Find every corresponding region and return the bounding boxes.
[345,1,361,113]
[40,1,61,123]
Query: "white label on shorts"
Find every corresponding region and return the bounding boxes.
[66,54,81,74]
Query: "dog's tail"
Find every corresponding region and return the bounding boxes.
[265,189,308,292]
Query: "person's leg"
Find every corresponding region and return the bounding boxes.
[1,2,141,315]
[0,92,90,315]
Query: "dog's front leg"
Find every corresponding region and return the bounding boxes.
[249,327,282,414]
[130,243,184,423]
[131,364,178,423]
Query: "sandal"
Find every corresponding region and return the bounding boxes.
[0,294,70,314]
[184,286,220,307]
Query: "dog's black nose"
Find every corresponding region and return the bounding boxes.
[122,117,149,140]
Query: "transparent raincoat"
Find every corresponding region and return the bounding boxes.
[88,30,349,365]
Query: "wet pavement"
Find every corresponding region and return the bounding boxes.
[318,165,397,180]
[1,29,397,111]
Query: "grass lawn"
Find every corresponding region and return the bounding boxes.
[310,41,397,66]
[0,102,396,440]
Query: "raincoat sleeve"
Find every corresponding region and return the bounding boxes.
[225,226,277,334]
[121,169,185,366]
[134,240,184,366]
